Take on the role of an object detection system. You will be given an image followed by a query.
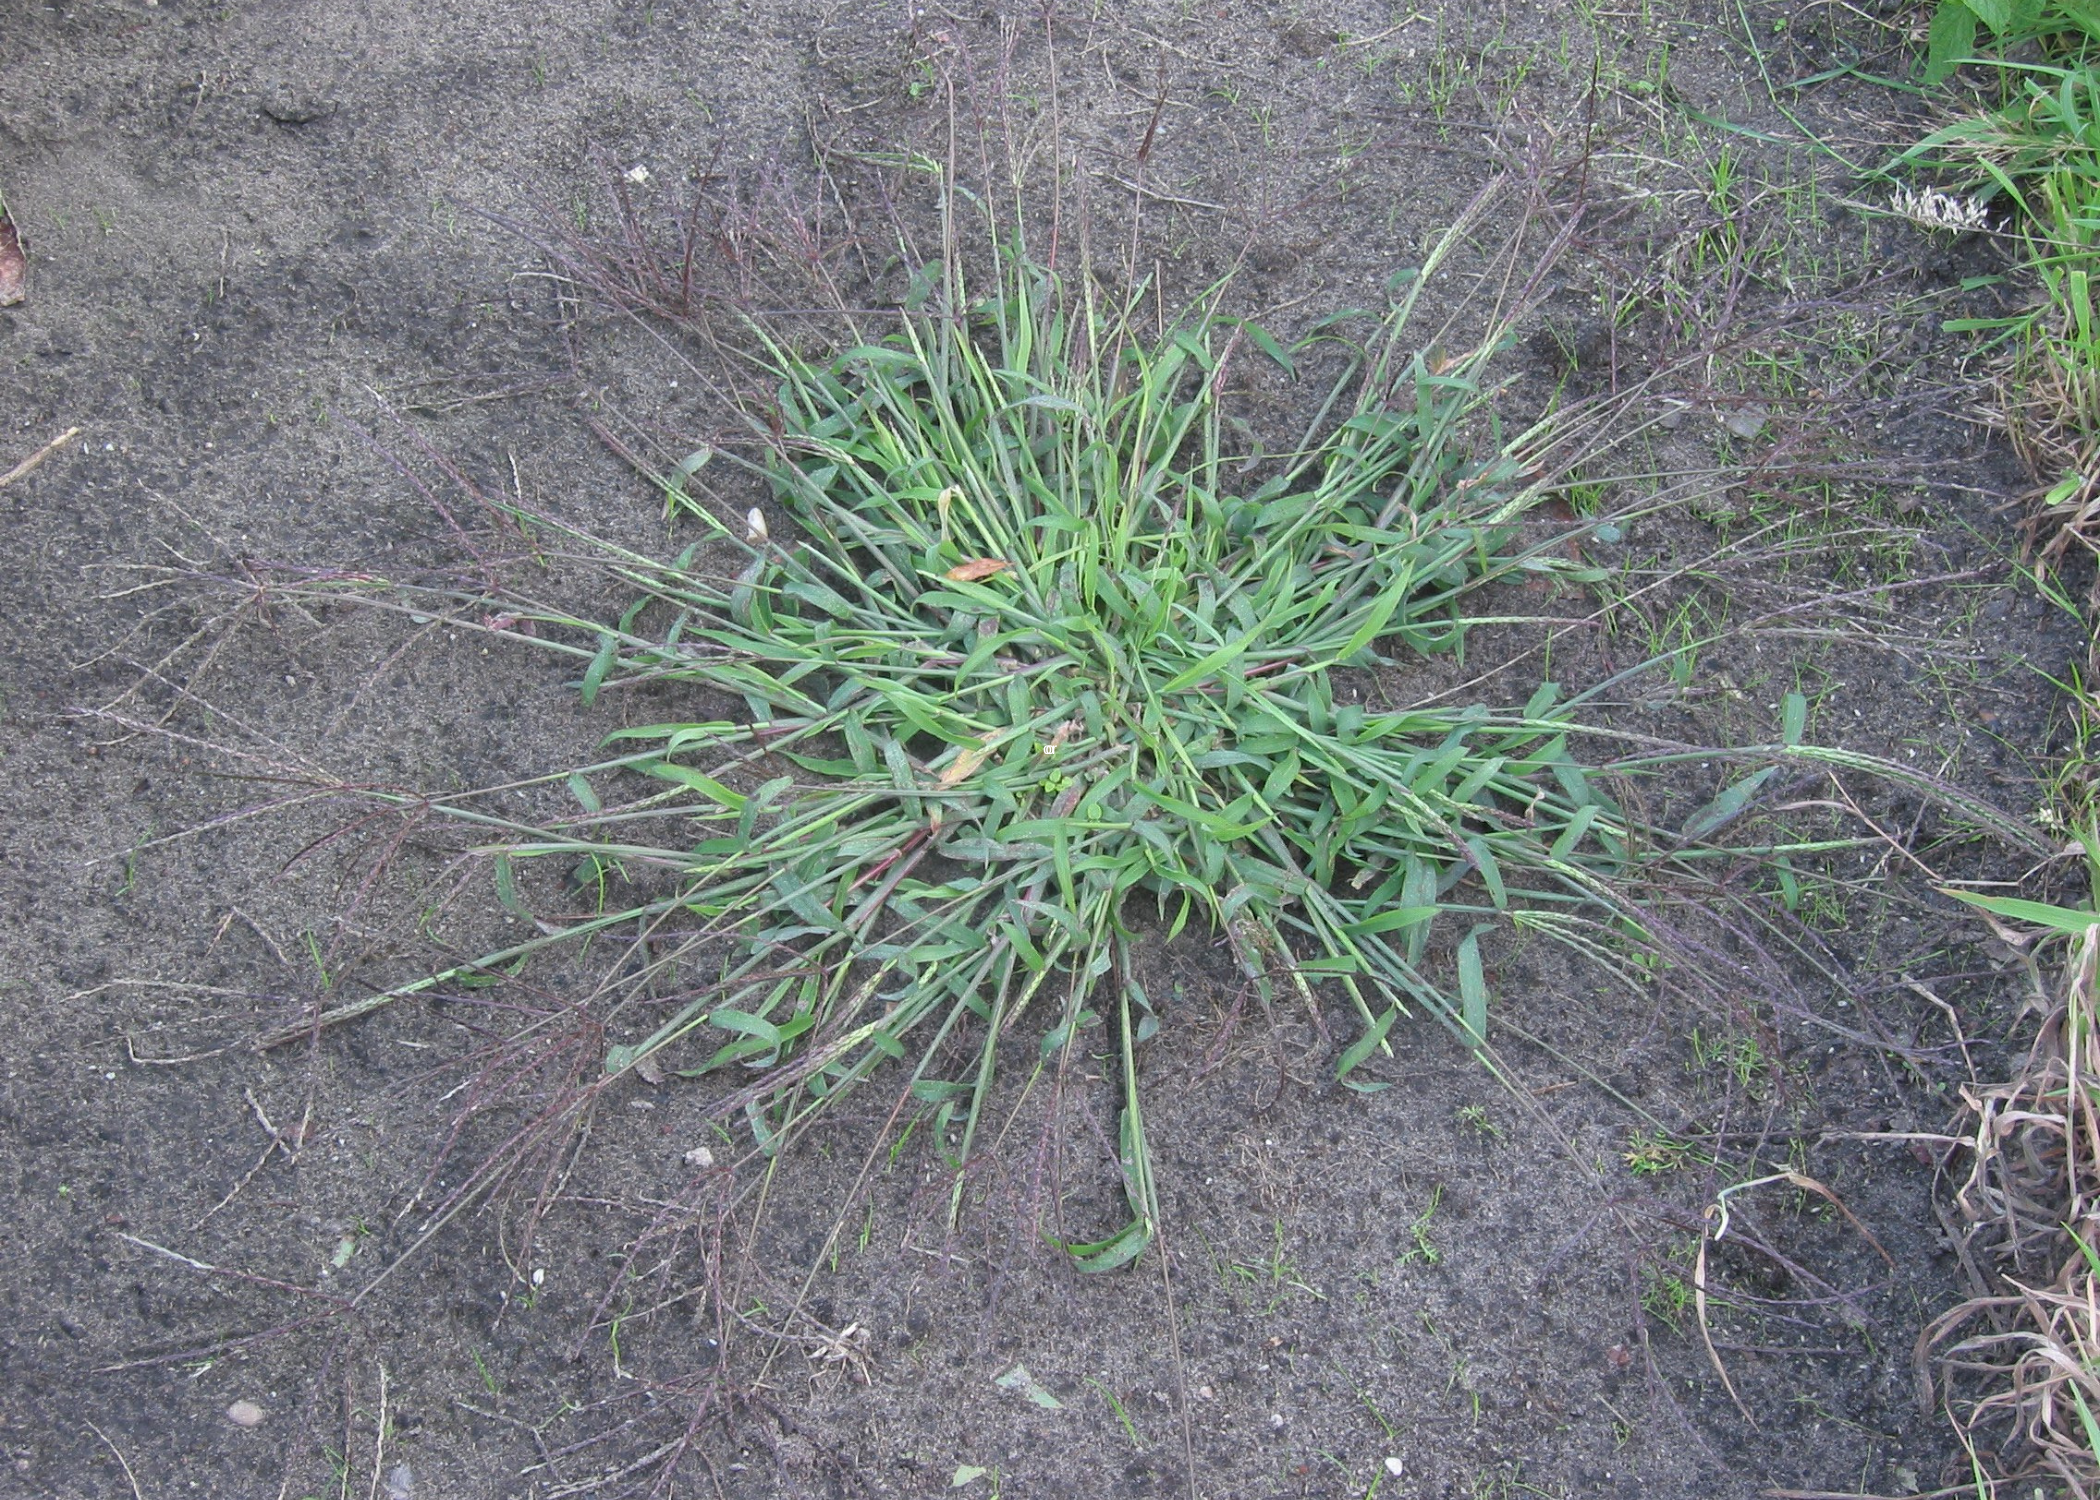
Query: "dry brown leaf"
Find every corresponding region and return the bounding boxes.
[944,558,1012,583]
[938,741,992,788]
[0,426,82,490]
[0,213,24,307]
[1692,1224,1755,1428]
[1768,1167,1895,1267]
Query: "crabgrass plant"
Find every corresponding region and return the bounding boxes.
[597,239,1626,1271]
[295,176,2027,1271]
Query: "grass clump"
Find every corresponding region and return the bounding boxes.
[1897,5,2100,574]
[1921,0,2100,86]
[307,171,1955,1267]
[2011,163,2100,553]
[535,188,1634,1266]
[1926,833,2100,1490]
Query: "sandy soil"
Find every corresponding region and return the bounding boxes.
[1,1,2083,1496]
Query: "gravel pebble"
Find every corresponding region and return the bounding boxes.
[225,1401,265,1428]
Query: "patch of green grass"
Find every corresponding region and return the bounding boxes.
[1921,0,2100,86]
[1893,7,2100,561]
[578,220,1628,1270]
[1622,1127,1694,1175]
[288,156,2057,1276]
[389,188,1679,1266]
[2010,164,2100,506]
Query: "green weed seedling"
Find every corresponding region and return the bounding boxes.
[1641,1263,1695,1333]
[1235,1219,1325,1313]
[1419,1310,1482,1423]
[1456,1103,1503,1139]
[1397,1185,1445,1266]
[1084,1376,1145,1449]
[1622,1128,1691,1176]
[1687,1026,1767,1090]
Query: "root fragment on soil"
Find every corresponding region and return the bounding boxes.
[0,425,79,489]
[83,1420,146,1500]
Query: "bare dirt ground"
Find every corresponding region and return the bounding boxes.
[1,2,2087,1497]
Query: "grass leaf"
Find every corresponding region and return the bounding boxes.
[1940,886,2099,935]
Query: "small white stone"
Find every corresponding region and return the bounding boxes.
[226,1400,265,1428]
[1384,1457,1405,1477]
[624,164,650,184]
[684,1145,715,1169]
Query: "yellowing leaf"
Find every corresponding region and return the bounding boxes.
[945,558,1012,583]
[938,741,992,787]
